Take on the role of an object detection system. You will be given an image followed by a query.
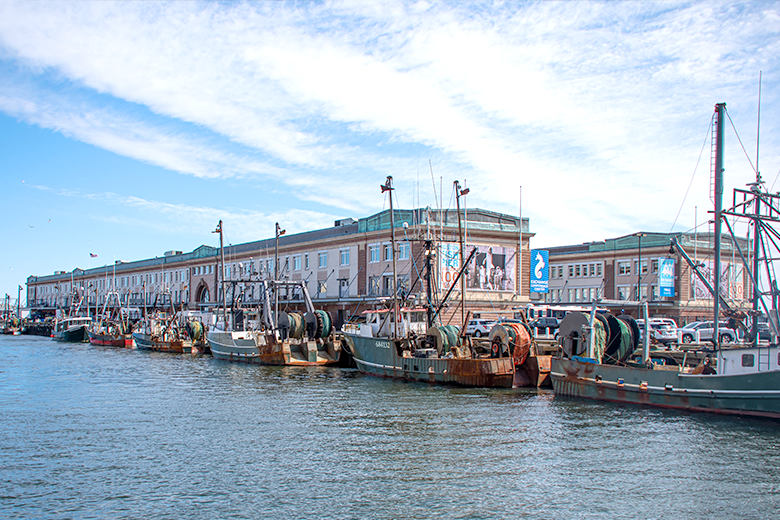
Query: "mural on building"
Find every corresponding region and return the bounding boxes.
[440,243,516,292]
[692,261,745,300]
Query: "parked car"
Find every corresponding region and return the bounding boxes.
[465,319,497,337]
[530,317,561,333]
[678,321,736,343]
[647,322,677,344]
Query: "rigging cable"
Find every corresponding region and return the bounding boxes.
[668,114,715,233]
[726,110,758,175]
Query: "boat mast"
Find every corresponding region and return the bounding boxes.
[454,180,469,328]
[213,220,227,330]
[713,102,725,345]
[381,176,399,339]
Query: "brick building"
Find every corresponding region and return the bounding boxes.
[27,207,533,329]
[539,232,751,325]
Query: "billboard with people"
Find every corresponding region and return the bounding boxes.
[440,243,516,292]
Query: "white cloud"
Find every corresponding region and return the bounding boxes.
[0,0,778,250]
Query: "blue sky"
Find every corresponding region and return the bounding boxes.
[1,1,779,302]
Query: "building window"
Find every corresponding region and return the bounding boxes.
[317,281,327,297]
[368,277,380,296]
[651,285,659,300]
[597,264,602,276]
[383,276,394,296]
[340,249,350,266]
[568,265,573,277]
[575,265,581,277]
[635,260,648,275]
[293,255,301,271]
[558,266,564,278]
[651,259,659,273]
[339,279,349,298]
[383,244,393,261]
[589,264,595,277]
[398,242,410,260]
[618,262,631,275]
[618,286,630,300]
[369,245,380,263]
[567,289,573,302]
[318,252,327,268]
[305,254,309,270]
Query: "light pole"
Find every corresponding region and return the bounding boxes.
[636,232,646,301]
[274,222,286,332]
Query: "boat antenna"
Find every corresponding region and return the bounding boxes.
[756,70,762,184]
[381,176,399,339]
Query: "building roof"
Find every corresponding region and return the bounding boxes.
[28,207,529,284]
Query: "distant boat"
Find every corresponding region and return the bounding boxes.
[89,323,134,348]
[132,314,196,354]
[551,103,780,419]
[88,290,134,348]
[206,220,342,365]
[52,316,92,343]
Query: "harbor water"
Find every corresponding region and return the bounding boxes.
[2,335,779,519]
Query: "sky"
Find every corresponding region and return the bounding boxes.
[1,1,779,303]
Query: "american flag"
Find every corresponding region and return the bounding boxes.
[90,253,98,258]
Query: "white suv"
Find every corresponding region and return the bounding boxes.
[465,319,497,337]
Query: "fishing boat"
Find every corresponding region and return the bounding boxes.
[550,103,780,419]
[52,316,92,342]
[132,313,195,353]
[342,176,548,388]
[89,321,133,348]
[88,291,134,348]
[205,220,342,365]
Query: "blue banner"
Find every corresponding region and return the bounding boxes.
[530,250,549,293]
[659,258,675,297]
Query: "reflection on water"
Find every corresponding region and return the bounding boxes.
[1,335,779,519]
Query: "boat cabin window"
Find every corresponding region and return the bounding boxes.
[742,354,755,367]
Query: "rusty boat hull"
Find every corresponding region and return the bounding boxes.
[89,331,134,348]
[132,332,193,354]
[551,356,780,419]
[207,330,342,366]
[344,333,515,388]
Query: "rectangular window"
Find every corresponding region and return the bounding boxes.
[318,252,327,268]
[618,262,631,275]
[398,242,410,260]
[575,265,581,277]
[305,254,309,270]
[568,265,574,277]
[369,245,380,263]
[567,289,573,302]
[317,281,327,296]
[368,277,380,296]
[558,266,564,278]
[340,249,350,266]
[651,259,659,273]
[618,286,630,300]
[293,255,301,271]
[589,264,595,277]
[651,285,659,300]
[383,244,393,261]
[597,263,603,276]
[742,354,755,367]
